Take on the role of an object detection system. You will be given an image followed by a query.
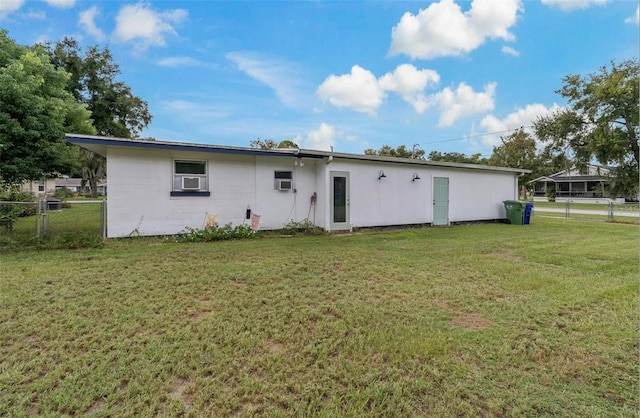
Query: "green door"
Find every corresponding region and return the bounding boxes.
[330,171,350,230]
[433,177,449,226]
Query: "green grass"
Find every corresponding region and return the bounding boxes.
[533,202,639,225]
[1,218,638,416]
[45,202,102,235]
[1,202,103,251]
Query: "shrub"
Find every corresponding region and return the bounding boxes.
[0,190,37,218]
[281,219,325,236]
[175,223,257,243]
[50,188,75,200]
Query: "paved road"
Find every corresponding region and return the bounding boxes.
[534,207,639,218]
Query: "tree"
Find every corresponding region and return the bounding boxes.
[277,139,299,149]
[45,37,153,196]
[364,144,425,159]
[534,59,639,198]
[487,130,541,196]
[428,151,489,165]
[488,131,538,177]
[250,138,299,149]
[0,30,95,186]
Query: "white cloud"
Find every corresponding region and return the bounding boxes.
[317,65,386,114]
[541,0,608,12]
[157,56,206,67]
[44,0,76,9]
[298,123,336,151]
[501,46,520,56]
[44,0,75,8]
[433,82,496,127]
[113,3,187,51]
[26,10,46,20]
[378,64,440,113]
[0,0,24,18]
[389,0,522,59]
[625,6,639,24]
[478,103,562,147]
[79,6,105,41]
[318,63,494,124]
[34,34,49,45]
[226,52,304,108]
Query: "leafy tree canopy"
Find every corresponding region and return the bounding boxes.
[534,59,639,198]
[0,30,95,185]
[45,37,153,197]
[488,130,539,182]
[428,151,488,165]
[250,138,299,149]
[45,37,152,138]
[364,144,425,160]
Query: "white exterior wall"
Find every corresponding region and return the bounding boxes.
[106,147,318,237]
[105,147,518,237]
[322,159,517,230]
[253,157,317,230]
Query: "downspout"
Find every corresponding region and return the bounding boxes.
[325,147,334,232]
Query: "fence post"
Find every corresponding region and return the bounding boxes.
[41,198,49,238]
[101,200,107,240]
[565,200,570,219]
[608,201,614,221]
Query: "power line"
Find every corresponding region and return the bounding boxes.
[419,125,533,145]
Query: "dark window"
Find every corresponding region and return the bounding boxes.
[175,160,206,175]
[274,171,293,179]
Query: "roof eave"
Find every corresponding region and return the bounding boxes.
[66,134,301,158]
[299,148,530,174]
[65,134,530,174]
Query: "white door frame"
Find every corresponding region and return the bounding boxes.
[330,171,350,231]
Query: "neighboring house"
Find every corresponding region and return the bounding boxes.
[19,178,56,197]
[67,134,530,238]
[55,178,107,196]
[528,165,610,200]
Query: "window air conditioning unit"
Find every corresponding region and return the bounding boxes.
[277,179,292,191]
[182,177,201,190]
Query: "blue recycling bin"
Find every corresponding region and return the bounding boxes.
[523,202,533,225]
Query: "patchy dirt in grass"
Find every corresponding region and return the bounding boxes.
[448,313,493,331]
[85,398,105,415]
[490,248,523,261]
[189,310,216,320]
[169,378,192,411]
[267,341,285,354]
[430,299,494,330]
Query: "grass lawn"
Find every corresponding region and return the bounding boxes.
[1,218,637,416]
[1,202,103,251]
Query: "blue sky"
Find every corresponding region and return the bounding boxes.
[1,0,638,156]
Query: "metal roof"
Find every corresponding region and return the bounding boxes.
[66,133,530,174]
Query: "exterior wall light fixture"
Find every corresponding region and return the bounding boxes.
[412,173,421,181]
[378,170,387,180]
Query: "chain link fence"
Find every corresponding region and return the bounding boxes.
[0,199,106,250]
[533,201,639,223]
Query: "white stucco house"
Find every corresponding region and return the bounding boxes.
[67,134,530,238]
